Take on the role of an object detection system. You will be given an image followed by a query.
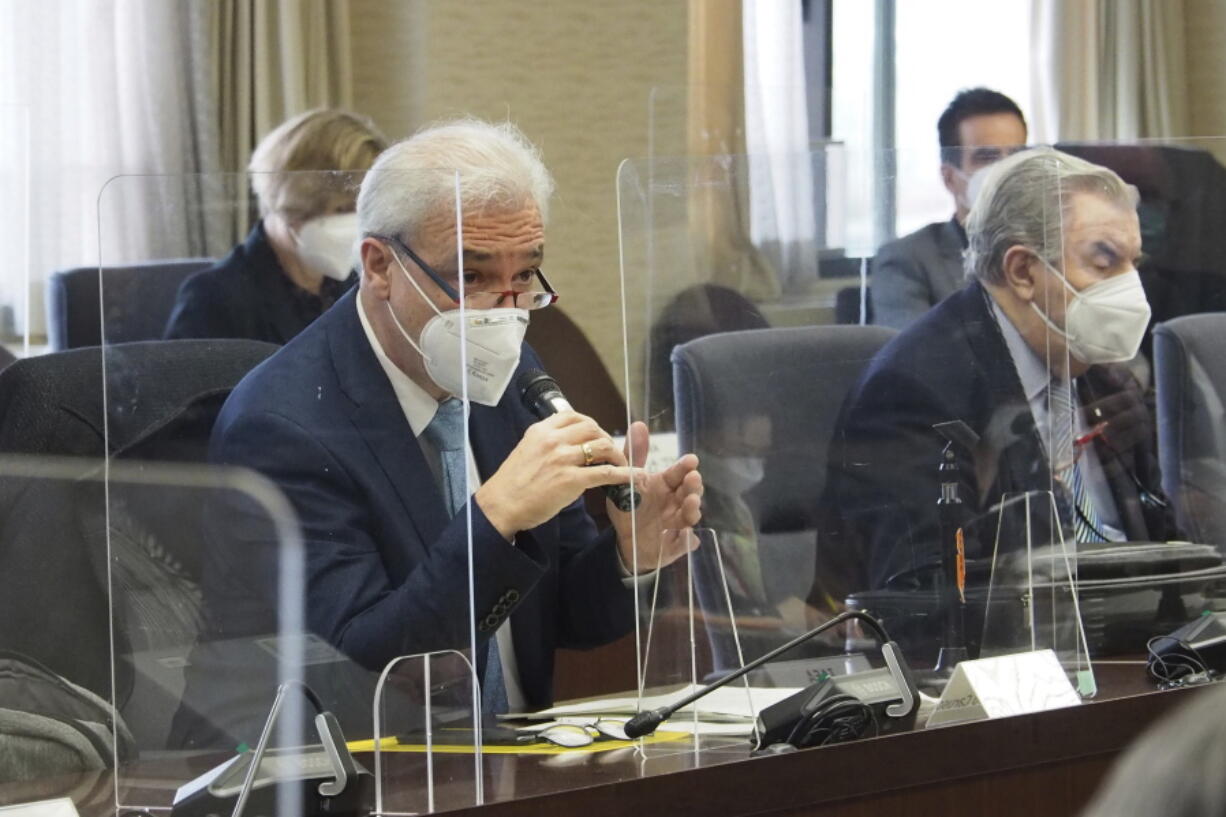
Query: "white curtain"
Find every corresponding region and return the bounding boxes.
[742,0,818,292]
[0,0,353,343]
[0,0,206,341]
[1030,0,1190,141]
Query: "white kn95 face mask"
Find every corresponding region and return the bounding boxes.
[1030,259,1152,365]
[385,251,528,406]
[295,213,359,281]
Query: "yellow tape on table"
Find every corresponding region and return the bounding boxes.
[347,731,690,755]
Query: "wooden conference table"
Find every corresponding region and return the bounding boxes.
[0,662,1210,817]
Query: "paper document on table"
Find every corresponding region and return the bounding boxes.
[519,685,801,723]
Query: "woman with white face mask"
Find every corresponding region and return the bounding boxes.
[164,108,387,344]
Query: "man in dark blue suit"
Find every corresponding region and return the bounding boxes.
[197,119,703,731]
[815,149,1175,651]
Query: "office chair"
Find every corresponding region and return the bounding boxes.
[0,339,277,747]
[834,285,872,325]
[45,259,214,350]
[1058,143,1226,363]
[1154,313,1226,549]
[671,324,897,670]
[0,345,14,373]
[647,284,771,427]
[524,304,624,434]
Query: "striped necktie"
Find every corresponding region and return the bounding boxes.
[1047,380,1105,544]
[422,399,509,714]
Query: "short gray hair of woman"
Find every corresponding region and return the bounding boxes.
[965,147,1138,285]
[357,118,555,246]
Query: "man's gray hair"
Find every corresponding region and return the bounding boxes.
[357,118,555,245]
[965,147,1138,285]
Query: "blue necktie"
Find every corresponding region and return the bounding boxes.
[422,399,509,714]
[1048,381,1105,544]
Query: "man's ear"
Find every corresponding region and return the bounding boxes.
[1001,245,1038,301]
[360,237,394,300]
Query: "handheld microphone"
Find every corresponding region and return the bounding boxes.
[622,611,918,742]
[516,369,641,512]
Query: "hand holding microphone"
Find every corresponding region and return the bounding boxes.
[518,370,703,574]
[518,370,641,512]
[472,370,638,539]
[474,368,701,571]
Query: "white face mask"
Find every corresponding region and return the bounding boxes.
[703,455,766,497]
[951,165,993,215]
[1030,260,1152,365]
[294,213,358,281]
[385,251,529,406]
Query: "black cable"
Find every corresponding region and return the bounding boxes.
[1147,634,1210,685]
[1097,433,1169,510]
[785,694,875,747]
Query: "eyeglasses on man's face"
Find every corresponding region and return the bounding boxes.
[372,233,559,311]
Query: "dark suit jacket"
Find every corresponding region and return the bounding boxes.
[870,218,967,330]
[163,221,354,344]
[201,289,635,711]
[817,280,1175,603]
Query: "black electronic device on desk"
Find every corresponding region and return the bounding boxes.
[171,682,369,817]
[847,540,1226,662]
[1148,610,1226,685]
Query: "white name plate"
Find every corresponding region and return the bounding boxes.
[0,799,79,817]
[926,649,1082,728]
[611,431,679,473]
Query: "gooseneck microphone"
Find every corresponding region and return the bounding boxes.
[622,610,917,740]
[517,369,642,512]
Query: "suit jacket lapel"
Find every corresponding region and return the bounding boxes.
[326,291,449,553]
[956,282,1052,518]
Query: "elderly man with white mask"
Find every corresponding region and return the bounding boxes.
[200,118,703,726]
[813,148,1177,650]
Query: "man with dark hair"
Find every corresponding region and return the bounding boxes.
[871,87,1028,329]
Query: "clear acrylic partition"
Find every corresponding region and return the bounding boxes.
[0,104,30,353]
[973,150,1096,693]
[371,651,477,815]
[103,460,316,815]
[616,139,1226,742]
[630,527,760,758]
[96,170,483,813]
[0,456,314,815]
[0,457,122,802]
[1056,137,1226,661]
[979,489,1095,696]
[978,138,1226,691]
[371,168,487,812]
[618,147,910,756]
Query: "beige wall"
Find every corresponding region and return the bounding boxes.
[1186,0,1226,157]
[349,0,690,405]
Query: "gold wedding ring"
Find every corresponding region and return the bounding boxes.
[581,441,595,466]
